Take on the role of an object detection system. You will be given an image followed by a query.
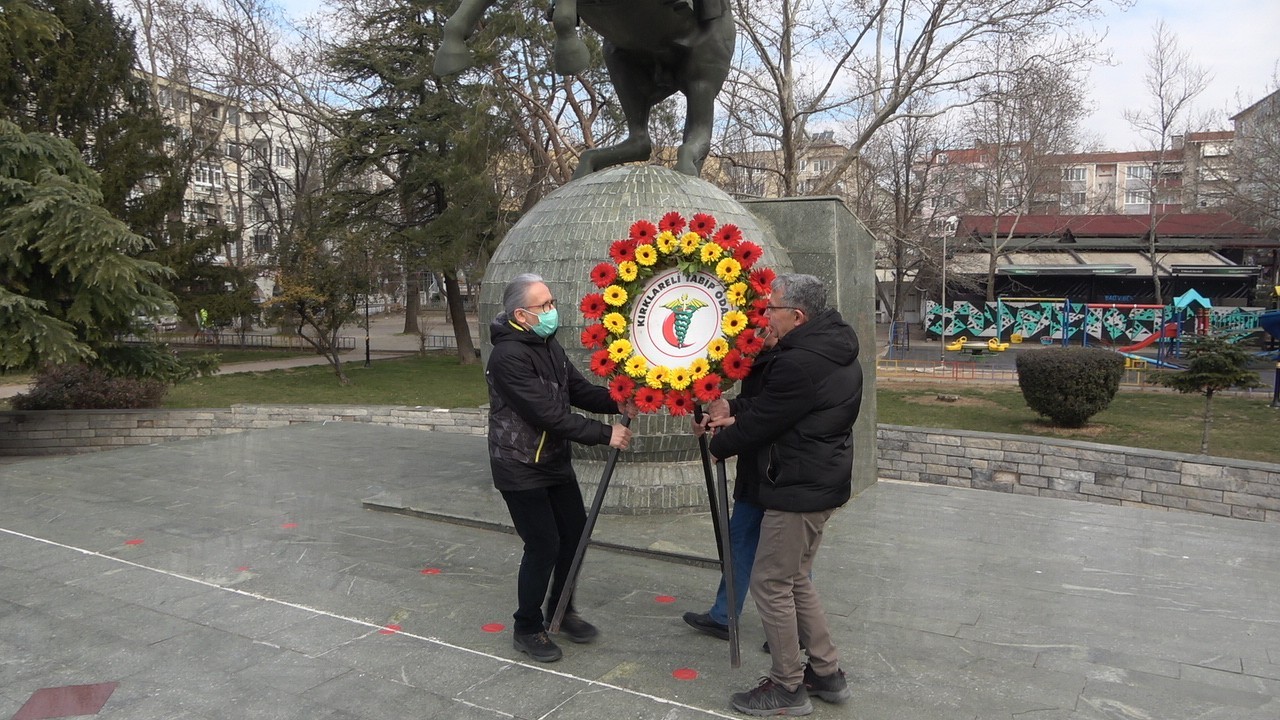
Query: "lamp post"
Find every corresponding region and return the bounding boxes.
[364,248,372,368]
[1272,361,1279,409]
[939,231,948,367]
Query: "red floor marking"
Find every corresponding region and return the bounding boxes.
[237,566,251,572]
[378,624,401,635]
[13,682,118,720]
[280,522,298,529]
[419,567,441,575]
[123,539,144,546]
[672,668,699,680]
[654,595,676,603]
[481,623,505,633]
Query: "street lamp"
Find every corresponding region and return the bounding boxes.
[939,217,957,367]
[364,248,372,368]
[1271,361,1279,409]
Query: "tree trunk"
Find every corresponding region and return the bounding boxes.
[403,269,421,334]
[442,268,478,365]
[1199,390,1213,454]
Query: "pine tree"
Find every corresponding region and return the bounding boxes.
[1153,335,1262,455]
[0,120,173,370]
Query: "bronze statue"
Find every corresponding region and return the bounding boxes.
[434,0,734,179]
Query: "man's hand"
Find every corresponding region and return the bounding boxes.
[707,414,736,431]
[609,422,632,450]
[691,414,712,438]
[618,399,639,419]
[706,398,730,421]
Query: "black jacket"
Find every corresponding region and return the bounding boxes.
[725,345,778,502]
[709,309,862,512]
[486,314,619,492]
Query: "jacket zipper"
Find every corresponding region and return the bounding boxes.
[534,431,547,462]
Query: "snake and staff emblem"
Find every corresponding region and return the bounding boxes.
[660,294,708,348]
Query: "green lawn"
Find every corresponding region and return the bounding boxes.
[177,348,317,365]
[164,354,489,409]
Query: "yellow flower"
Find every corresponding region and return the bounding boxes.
[604,285,628,306]
[679,231,702,255]
[669,366,692,390]
[700,242,724,264]
[645,366,670,389]
[708,337,730,360]
[635,244,658,266]
[689,357,710,379]
[608,338,633,362]
[722,311,748,337]
[602,312,627,334]
[716,257,742,282]
[726,282,748,306]
[617,260,639,282]
[655,231,677,254]
[625,355,649,378]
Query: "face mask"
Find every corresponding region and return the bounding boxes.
[527,307,559,338]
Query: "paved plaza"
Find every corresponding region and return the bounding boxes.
[2,421,1279,719]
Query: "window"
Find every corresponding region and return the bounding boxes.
[253,234,272,254]
[193,162,222,187]
[1002,194,1019,209]
[1124,190,1149,205]
[275,146,292,168]
[1061,167,1086,181]
[1125,165,1151,180]
[1060,191,1087,207]
[248,175,263,192]
[814,158,836,174]
[247,204,265,224]
[798,159,808,172]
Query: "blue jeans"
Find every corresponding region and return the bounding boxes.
[708,498,764,625]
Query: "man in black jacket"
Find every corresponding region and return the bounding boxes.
[708,273,861,715]
[486,273,634,663]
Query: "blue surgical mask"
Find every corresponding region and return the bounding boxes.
[528,307,559,338]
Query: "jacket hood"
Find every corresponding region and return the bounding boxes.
[779,308,859,366]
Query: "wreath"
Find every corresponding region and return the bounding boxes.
[578,211,776,415]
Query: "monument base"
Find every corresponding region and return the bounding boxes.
[576,459,715,515]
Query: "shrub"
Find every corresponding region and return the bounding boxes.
[11,364,167,410]
[1016,347,1124,427]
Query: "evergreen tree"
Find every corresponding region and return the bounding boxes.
[1153,335,1262,455]
[0,120,172,370]
[325,0,509,364]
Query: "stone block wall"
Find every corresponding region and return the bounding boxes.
[878,424,1280,523]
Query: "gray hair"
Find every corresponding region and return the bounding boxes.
[773,273,827,317]
[502,273,544,315]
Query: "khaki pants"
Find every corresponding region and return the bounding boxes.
[750,507,839,690]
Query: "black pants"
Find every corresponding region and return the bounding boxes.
[500,482,587,635]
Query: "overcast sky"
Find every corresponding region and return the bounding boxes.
[269,0,1279,151]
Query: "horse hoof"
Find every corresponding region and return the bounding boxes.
[433,42,473,77]
[555,39,591,75]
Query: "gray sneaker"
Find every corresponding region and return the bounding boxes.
[513,631,562,662]
[730,677,813,716]
[803,663,851,703]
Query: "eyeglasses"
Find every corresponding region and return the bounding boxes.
[765,305,801,313]
[522,298,556,313]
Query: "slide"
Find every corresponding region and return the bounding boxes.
[1117,322,1179,353]
[1261,310,1280,341]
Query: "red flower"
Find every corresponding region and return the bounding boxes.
[693,373,723,403]
[634,386,666,413]
[735,327,765,355]
[665,390,694,416]
[580,324,608,349]
[610,239,637,263]
[589,350,616,377]
[722,350,753,381]
[734,241,763,270]
[609,375,636,403]
[749,267,776,295]
[714,224,743,248]
[629,220,658,243]
[591,262,618,288]
[690,213,717,236]
[659,211,686,233]
[580,293,606,320]
[748,297,771,328]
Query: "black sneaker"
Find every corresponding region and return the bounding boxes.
[729,677,813,716]
[803,663,851,703]
[682,611,730,641]
[513,631,562,662]
[548,613,598,643]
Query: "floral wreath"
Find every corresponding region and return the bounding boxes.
[578,211,776,415]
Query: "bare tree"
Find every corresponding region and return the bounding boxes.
[1123,20,1210,306]
[1226,85,1280,291]
[721,0,1112,197]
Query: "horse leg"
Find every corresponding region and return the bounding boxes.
[675,78,720,176]
[551,0,590,75]
[573,55,660,178]
[434,0,494,76]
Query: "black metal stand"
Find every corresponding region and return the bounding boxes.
[549,415,631,633]
[714,456,741,667]
[693,404,725,564]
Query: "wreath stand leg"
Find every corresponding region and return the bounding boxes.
[550,415,631,634]
[714,456,741,667]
